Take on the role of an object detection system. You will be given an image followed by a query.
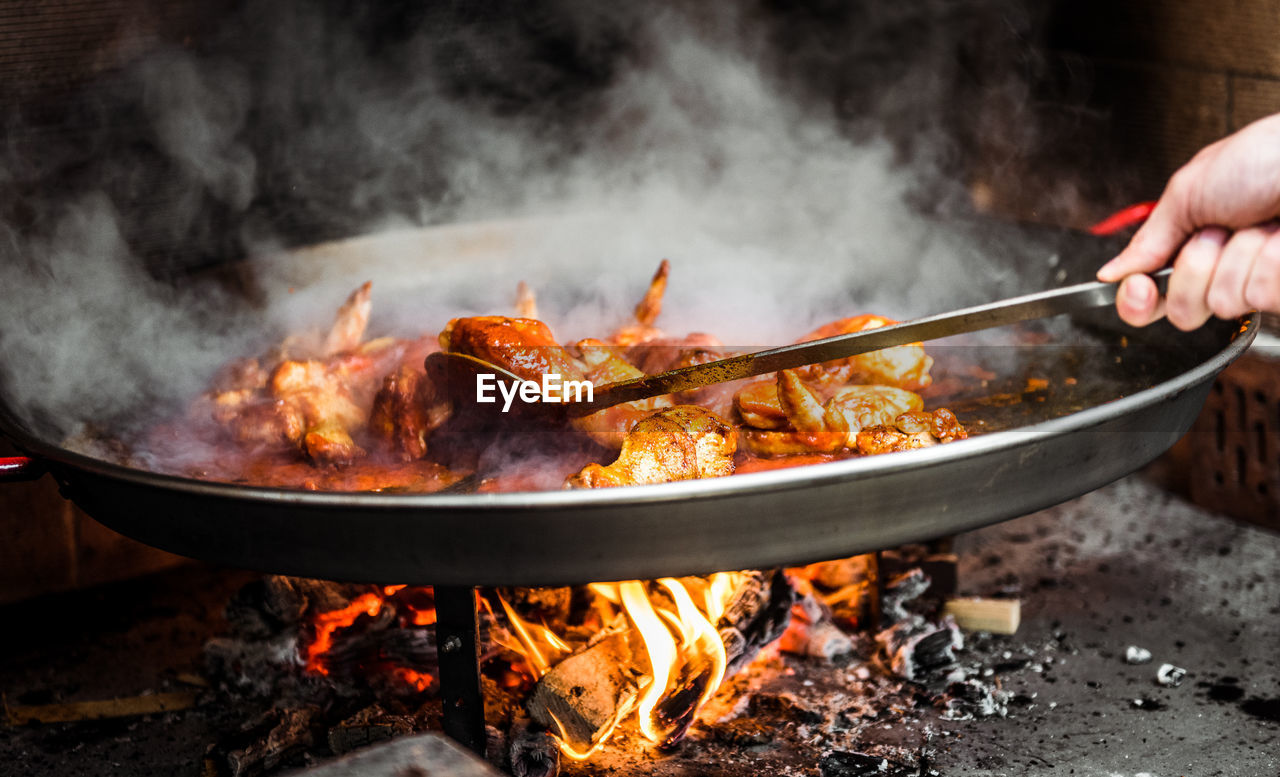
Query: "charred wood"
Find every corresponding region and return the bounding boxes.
[327,704,416,755]
[208,706,318,777]
[508,715,561,777]
[779,592,854,661]
[879,568,931,625]
[875,615,962,681]
[718,569,796,675]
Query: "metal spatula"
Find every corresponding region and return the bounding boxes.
[441,269,1172,416]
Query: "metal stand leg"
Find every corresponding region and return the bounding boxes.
[868,550,882,632]
[435,585,486,755]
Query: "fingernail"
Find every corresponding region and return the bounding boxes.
[1126,278,1153,304]
[1198,227,1228,246]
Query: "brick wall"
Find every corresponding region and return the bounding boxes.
[1049,0,1280,196]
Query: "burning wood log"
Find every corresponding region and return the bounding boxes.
[525,630,641,750]
[778,590,854,661]
[524,570,795,751]
[719,570,797,674]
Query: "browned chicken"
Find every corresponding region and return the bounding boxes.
[566,405,736,488]
[440,316,588,391]
[177,262,972,493]
[368,365,448,461]
[795,314,933,391]
[855,409,968,455]
[736,370,926,456]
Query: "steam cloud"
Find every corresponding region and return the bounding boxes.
[0,0,1100,451]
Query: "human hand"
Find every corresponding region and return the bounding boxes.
[1096,113,1280,329]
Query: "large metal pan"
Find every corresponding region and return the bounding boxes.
[0,219,1257,586]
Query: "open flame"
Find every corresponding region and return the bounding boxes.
[501,572,746,758]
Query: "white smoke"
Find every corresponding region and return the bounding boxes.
[0,0,1082,450]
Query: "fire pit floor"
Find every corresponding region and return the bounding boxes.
[1,475,1277,776]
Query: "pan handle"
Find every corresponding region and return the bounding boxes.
[0,456,45,483]
[1089,201,1156,236]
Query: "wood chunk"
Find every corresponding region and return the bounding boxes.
[879,568,931,624]
[876,616,963,681]
[327,705,416,755]
[719,570,797,675]
[219,706,317,777]
[525,631,639,749]
[508,716,560,777]
[778,619,855,661]
[779,592,854,661]
[942,597,1021,635]
[4,690,198,725]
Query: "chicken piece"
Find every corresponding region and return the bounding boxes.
[368,365,449,461]
[737,371,923,457]
[823,384,923,439]
[855,408,967,455]
[268,359,368,464]
[566,405,736,488]
[323,281,373,356]
[440,316,587,391]
[224,398,306,448]
[611,260,670,347]
[796,314,933,391]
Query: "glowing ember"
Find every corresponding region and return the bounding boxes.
[300,585,439,686]
[303,592,383,675]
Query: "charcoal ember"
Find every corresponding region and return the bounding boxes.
[876,615,963,681]
[208,706,319,777]
[819,750,889,776]
[748,692,824,725]
[703,716,773,746]
[223,577,365,638]
[507,716,559,777]
[939,678,1010,720]
[879,569,931,625]
[498,587,572,625]
[809,554,875,589]
[327,704,416,755]
[779,618,855,661]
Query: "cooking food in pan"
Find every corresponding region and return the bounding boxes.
[152,261,969,492]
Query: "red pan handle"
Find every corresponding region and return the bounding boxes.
[0,456,45,483]
[1089,201,1156,236]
